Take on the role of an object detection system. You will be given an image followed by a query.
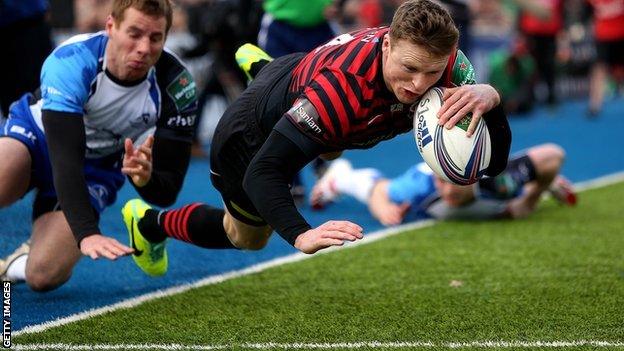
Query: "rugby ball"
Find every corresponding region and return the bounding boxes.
[413,87,491,185]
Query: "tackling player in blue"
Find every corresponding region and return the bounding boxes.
[310,143,577,225]
[0,0,197,291]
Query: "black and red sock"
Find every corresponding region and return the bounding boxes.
[138,204,236,249]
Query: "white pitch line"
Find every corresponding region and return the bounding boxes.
[14,220,434,336]
[12,340,624,350]
[572,170,624,192]
[15,171,624,336]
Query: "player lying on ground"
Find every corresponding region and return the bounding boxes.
[121,0,512,277]
[310,143,577,226]
[0,0,197,290]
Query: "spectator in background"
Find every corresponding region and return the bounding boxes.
[74,0,112,32]
[440,0,472,56]
[488,38,536,114]
[587,0,624,117]
[258,0,344,203]
[180,0,259,157]
[342,0,401,28]
[0,0,54,117]
[259,0,340,57]
[518,0,564,106]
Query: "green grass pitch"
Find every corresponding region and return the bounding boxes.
[15,181,624,350]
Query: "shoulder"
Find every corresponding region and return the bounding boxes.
[155,49,197,112]
[42,32,105,80]
[155,49,191,81]
[40,32,106,111]
[48,32,107,66]
[441,49,476,87]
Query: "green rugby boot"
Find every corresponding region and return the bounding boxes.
[122,199,167,277]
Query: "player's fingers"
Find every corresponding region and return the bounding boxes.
[334,220,363,233]
[86,249,99,260]
[438,90,461,121]
[98,247,119,260]
[122,164,151,177]
[109,239,135,254]
[379,215,396,226]
[385,209,403,226]
[143,135,154,149]
[137,145,153,159]
[322,230,359,242]
[106,242,131,257]
[334,222,364,239]
[441,86,455,100]
[439,94,468,125]
[121,166,142,176]
[440,87,458,113]
[130,157,152,169]
[318,238,345,248]
[124,138,134,155]
[322,222,363,239]
[466,110,483,137]
[444,101,475,130]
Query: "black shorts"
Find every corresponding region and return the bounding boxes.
[209,53,304,226]
[477,154,536,200]
[596,39,624,67]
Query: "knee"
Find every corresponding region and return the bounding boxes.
[229,234,270,251]
[542,143,565,162]
[223,213,271,250]
[25,263,71,293]
[530,143,565,175]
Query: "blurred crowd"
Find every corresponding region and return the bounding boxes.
[2,0,623,138]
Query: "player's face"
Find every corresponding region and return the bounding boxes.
[105,7,166,81]
[381,35,449,104]
[433,176,475,207]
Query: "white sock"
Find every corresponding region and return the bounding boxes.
[6,254,28,282]
[334,168,383,204]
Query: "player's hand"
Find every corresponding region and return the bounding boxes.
[122,135,154,187]
[294,220,364,254]
[369,200,410,226]
[80,234,135,260]
[437,84,500,137]
[368,180,410,226]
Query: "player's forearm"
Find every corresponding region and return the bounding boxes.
[42,110,101,245]
[243,131,317,245]
[482,103,511,177]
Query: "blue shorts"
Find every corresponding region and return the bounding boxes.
[1,93,125,218]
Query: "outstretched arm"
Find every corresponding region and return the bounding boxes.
[244,119,363,253]
[42,110,133,259]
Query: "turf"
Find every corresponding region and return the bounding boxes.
[15,182,624,349]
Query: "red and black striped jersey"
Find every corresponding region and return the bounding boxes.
[285,27,476,150]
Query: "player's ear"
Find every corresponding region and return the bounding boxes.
[105,15,115,35]
[383,34,391,51]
